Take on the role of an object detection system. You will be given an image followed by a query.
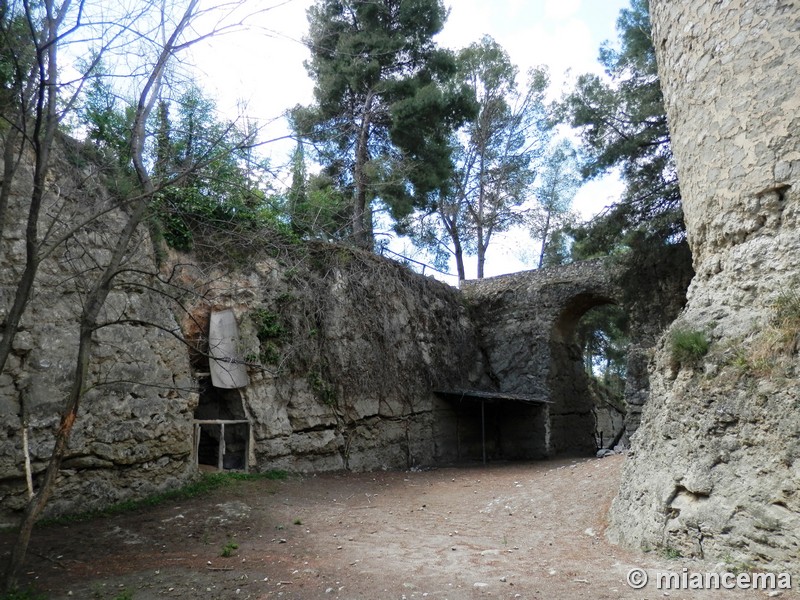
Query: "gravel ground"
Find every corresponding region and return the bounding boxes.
[1,455,789,599]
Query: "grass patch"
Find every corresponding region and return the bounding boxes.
[39,470,287,527]
[765,289,800,355]
[723,290,800,377]
[669,328,709,369]
[220,540,239,557]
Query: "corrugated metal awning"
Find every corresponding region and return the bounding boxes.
[434,389,552,405]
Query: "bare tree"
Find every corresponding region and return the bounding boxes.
[0,0,271,590]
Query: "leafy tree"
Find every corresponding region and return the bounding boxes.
[291,0,475,248]
[0,3,39,232]
[578,304,629,381]
[151,84,274,250]
[562,0,682,257]
[529,139,580,268]
[284,141,350,240]
[80,60,136,171]
[401,37,551,280]
[459,40,550,279]
[539,228,573,268]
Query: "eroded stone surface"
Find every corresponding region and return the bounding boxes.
[609,0,800,570]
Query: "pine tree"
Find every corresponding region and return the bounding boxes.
[563,0,682,257]
[291,0,475,248]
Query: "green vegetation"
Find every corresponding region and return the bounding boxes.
[400,36,553,279]
[577,304,629,385]
[662,546,683,560]
[291,0,475,247]
[308,370,337,406]
[220,540,239,558]
[670,329,710,369]
[112,590,133,600]
[251,308,289,365]
[771,289,800,353]
[529,140,580,269]
[39,471,287,527]
[726,289,800,377]
[564,0,682,258]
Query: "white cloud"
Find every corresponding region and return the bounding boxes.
[544,0,581,20]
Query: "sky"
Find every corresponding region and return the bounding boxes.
[189,0,631,284]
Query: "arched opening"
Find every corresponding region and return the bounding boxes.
[576,304,629,449]
[547,293,628,456]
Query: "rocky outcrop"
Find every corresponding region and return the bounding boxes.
[0,140,486,523]
[609,0,800,570]
[178,242,486,474]
[0,144,197,526]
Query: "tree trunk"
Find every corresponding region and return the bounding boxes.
[538,209,552,268]
[1,322,91,592]
[352,93,374,248]
[477,228,490,280]
[2,0,200,587]
[454,237,466,282]
[1,176,153,591]
[0,0,61,375]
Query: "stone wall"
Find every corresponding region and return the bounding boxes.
[609,0,800,569]
[0,144,197,526]
[463,259,617,456]
[178,242,486,474]
[0,141,487,522]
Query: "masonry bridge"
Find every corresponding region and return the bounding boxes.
[458,258,641,459]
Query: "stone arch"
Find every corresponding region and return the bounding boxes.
[463,259,629,459]
[463,256,690,459]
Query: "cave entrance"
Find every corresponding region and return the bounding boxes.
[194,420,250,471]
[192,379,250,471]
[548,295,629,456]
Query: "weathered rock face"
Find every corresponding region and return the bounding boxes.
[609,0,800,569]
[462,254,690,455]
[463,259,618,456]
[0,142,486,522]
[0,145,197,526]
[179,243,486,474]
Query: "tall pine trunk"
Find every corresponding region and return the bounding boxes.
[352,93,374,248]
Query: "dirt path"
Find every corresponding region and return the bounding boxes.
[1,456,786,599]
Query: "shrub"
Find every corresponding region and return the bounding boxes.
[770,290,800,355]
[670,328,709,369]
